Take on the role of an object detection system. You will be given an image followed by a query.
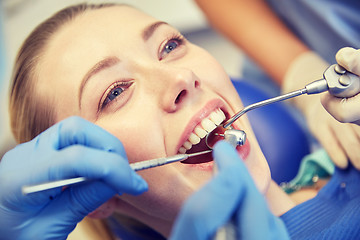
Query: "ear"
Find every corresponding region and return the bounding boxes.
[88,197,117,219]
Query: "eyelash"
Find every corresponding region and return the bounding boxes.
[159,33,185,60]
[98,81,133,111]
[98,33,185,113]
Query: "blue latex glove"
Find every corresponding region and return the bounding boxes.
[170,141,289,240]
[0,116,148,240]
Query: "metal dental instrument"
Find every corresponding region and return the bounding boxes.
[206,64,360,147]
[22,149,212,195]
[223,64,360,129]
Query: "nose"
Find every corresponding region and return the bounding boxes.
[160,68,200,112]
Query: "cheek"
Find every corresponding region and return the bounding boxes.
[194,55,240,102]
[244,136,271,194]
[96,111,166,163]
[232,118,271,194]
[189,46,231,86]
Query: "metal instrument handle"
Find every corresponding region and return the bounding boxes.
[325,64,360,98]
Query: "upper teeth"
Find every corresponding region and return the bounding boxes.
[179,109,226,153]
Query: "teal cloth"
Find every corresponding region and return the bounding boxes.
[281,149,334,194]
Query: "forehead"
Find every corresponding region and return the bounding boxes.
[36,6,160,117]
[40,5,160,69]
[65,6,157,38]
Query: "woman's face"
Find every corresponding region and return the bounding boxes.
[36,6,270,228]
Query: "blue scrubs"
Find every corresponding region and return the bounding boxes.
[266,0,360,63]
[242,0,360,96]
[281,165,360,239]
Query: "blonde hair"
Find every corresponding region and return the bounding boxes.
[9,3,118,143]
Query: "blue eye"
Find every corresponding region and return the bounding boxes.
[105,87,124,102]
[100,81,133,110]
[159,35,185,60]
[164,40,179,54]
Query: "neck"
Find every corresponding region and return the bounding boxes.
[114,199,172,238]
[266,180,296,216]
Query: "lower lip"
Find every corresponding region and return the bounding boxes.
[187,161,215,171]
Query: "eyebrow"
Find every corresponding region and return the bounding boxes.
[79,21,168,108]
[142,21,168,41]
[79,56,120,109]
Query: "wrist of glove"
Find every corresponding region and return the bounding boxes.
[281,51,329,116]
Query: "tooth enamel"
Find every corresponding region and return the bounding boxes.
[179,109,227,153]
[209,110,225,125]
[179,147,186,154]
[194,126,207,138]
[183,141,192,150]
[189,133,201,145]
[201,118,217,133]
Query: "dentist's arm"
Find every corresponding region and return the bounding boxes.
[170,141,289,240]
[0,116,147,240]
[194,0,308,84]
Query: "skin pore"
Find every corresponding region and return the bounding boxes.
[34,5,294,237]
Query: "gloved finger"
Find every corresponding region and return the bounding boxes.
[310,119,348,168]
[213,142,291,239]
[352,123,360,141]
[47,145,148,195]
[25,181,116,239]
[16,145,147,211]
[38,116,126,157]
[321,92,360,124]
[48,181,117,221]
[336,47,360,75]
[19,183,118,239]
[349,125,360,169]
[351,124,360,169]
[331,123,360,169]
[170,141,245,240]
[235,177,289,240]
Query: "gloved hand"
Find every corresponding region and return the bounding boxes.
[0,116,148,240]
[170,141,289,240]
[321,47,360,126]
[282,51,360,169]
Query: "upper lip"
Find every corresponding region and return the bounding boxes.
[176,99,229,153]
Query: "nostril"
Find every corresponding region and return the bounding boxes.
[194,80,200,88]
[175,90,187,104]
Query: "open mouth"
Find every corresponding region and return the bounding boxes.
[179,108,227,164]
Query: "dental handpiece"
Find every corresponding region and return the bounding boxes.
[22,149,212,195]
